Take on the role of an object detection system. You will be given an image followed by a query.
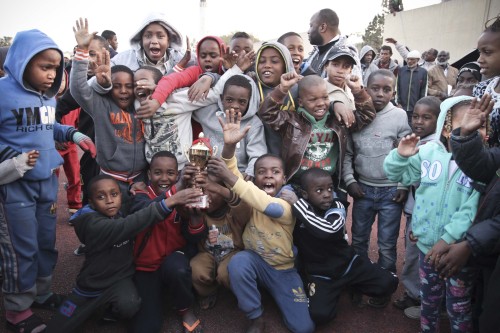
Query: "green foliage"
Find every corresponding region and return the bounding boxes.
[362,14,385,51]
[0,36,13,47]
[218,32,260,46]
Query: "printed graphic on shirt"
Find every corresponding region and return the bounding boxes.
[109,111,144,143]
[11,106,56,132]
[301,128,336,171]
[144,116,182,161]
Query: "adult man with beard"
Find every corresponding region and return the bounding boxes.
[427,51,459,100]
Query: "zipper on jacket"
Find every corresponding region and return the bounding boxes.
[406,70,413,112]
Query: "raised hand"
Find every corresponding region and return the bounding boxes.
[73,18,97,50]
[222,45,238,70]
[460,94,494,136]
[218,108,251,146]
[397,134,420,157]
[385,37,397,44]
[188,76,212,102]
[93,48,111,87]
[207,157,236,186]
[279,72,302,94]
[345,74,362,94]
[176,36,192,69]
[236,50,255,73]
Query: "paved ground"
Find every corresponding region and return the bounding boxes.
[0,170,453,332]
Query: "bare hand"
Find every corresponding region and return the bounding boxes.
[207,157,235,185]
[279,189,298,205]
[345,74,362,93]
[180,163,200,188]
[26,150,40,167]
[73,18,97,50]
[385,38,397,44]
[93,48,111,87]
[168,187,204,207]
[435,241,472,279]
[332,102,355,127]
[393,189,408,203]
[460,94,494,136]
[397,134,420,157]
[129,181,147,196]
[188,76,212,102]
[222,46,238,70]
[136,98,160,119]
[176,36,192,69]
[425,239,451,268]
[243,173,254,182]
[347,183,365,199]
[236,50,255,73]
[218,108,251,146]
[279,72,302,93]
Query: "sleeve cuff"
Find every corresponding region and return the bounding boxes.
[159,200,173,215]
[450,127,479,143]
[74,48,89,61]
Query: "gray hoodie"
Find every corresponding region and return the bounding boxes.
[359,45,379,87]
[111,12,191,74]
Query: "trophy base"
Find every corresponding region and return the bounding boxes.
[186,194,209,209]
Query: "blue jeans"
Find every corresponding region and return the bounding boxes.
[351,183,403,273]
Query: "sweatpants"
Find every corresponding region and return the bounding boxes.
[46,277,140,333]
[131,251,194,333]
[57,144,82,210]
[228,250,314,333]
[0,175,58,311]
[306,255,399,325]
[190,250,237,297]
[401,215,420,300]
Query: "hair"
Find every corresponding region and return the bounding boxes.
[111,65,134,77]
[137,65,163,84]
[428,48,438,57]
[300,168,331,191]
[484,14,500,32]
[150,151,178,169]
[222,75,252,96]
[318,9,339,28]
[298,75,325,98]
[92,35,110,51]
[380,45,393,55]
[367,69,396,87]
[443,100,472,134]
[87,174,119,198]
[101,30,116,40]
[414,96,441,117]
[231,31,251,40]
[277,32,302,45]
[254,154,284,173]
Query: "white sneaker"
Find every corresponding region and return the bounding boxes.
[404,305,421,319]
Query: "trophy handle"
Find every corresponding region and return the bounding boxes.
[184,145,191,163]
[212,146,218,156]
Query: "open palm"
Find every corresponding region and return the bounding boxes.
[73,18,97,49]
[218,108,250,145]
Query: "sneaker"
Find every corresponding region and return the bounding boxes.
[404,305,421,319]
[6,314,46,333]
[367,296,390,308]
[393,293,420,310]
[32,293,65,311]
[74,244,86,256]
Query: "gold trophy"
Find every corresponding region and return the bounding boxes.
[185,133,217,208]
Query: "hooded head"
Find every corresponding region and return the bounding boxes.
[436,95,473,148]
[196,36,225,75]
[217,74,260,121]
[4,29,63,98]
[255,41,295,88]
[359,45,376,65]
[130,12,183,62]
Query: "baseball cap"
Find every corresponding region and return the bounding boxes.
[326,44,357,65]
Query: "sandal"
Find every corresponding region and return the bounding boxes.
[6,314,46,333]
[32,293,65,311]
[199,293,217,310]
[183,319,203,333]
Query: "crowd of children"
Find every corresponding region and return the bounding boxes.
[0,8,499,333]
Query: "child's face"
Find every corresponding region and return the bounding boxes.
[302,176,334,212]
[230,37,253,56]
[456,72,479,87]
[254,156,286,197]
[89,179,122,218]
[257,47,285,87]
[367,74,395,112]
[142,23,169,63]
[198,39,221,73]
[221,85,251,116]
[109,35,118,51]
[411,104,437,138]
[134,69,155,102]
[88,39,105,77]
[111,71,134,109]
[148,156,178,194]
[24,49,61,94]
[298,82,330,121]
[477,31,500,79]
[282,35,305,74]
[325,57,353,87]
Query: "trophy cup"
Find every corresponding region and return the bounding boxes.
[185,133,217,208]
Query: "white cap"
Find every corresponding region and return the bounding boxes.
[407,50,421,59]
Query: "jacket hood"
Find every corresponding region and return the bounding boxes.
[129,12,183,51]
[359,45,376,63]
[255,41,295,88]
[217,74,260,120]
[4,29,63,98]
[436,95,473,143]
[196,35,225,75]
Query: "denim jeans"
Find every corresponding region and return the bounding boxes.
[351,183,403,273]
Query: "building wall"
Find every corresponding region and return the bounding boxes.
[384,0,500,63]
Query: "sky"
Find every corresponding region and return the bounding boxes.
[0,0,440,53]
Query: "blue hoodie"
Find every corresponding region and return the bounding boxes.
[0,29,75,180]
[383,96,480,254]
